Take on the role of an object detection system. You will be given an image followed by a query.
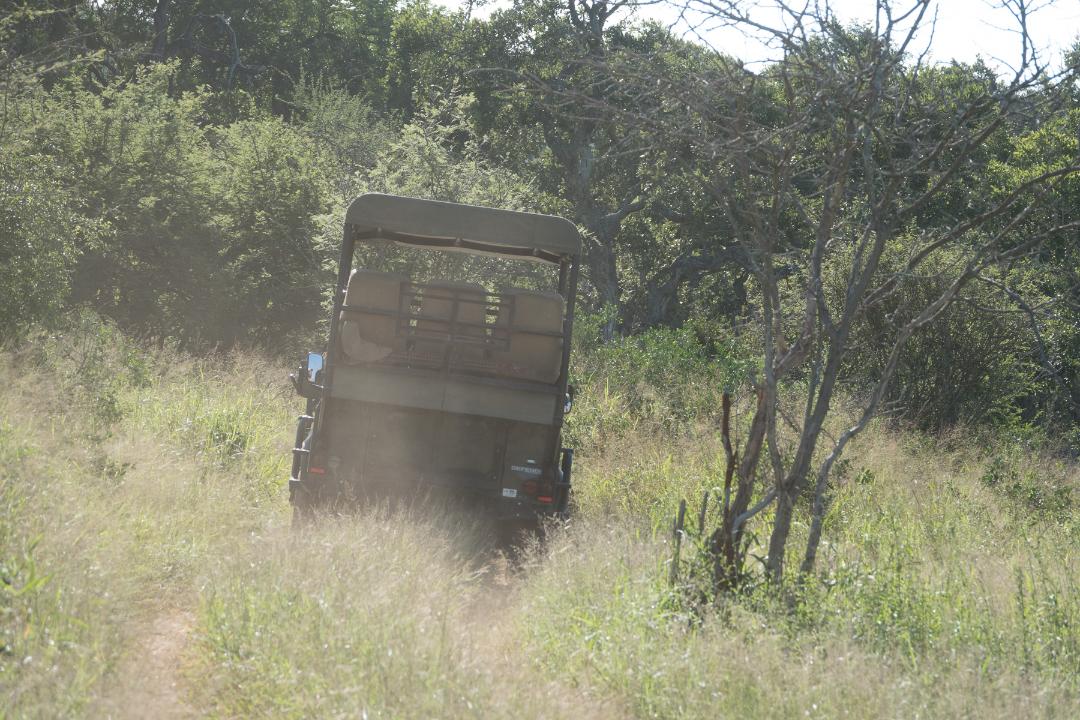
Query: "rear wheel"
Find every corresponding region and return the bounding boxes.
[290,503,308,530]
[496,517,544,550]
[290,486,318,530]
[290,473,335,530]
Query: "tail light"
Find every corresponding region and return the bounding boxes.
[535,480,555,504]
[519,479,554,503]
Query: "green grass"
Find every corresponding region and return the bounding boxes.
[518,432,1080,718]
[0,322,287,717]
[1,372,135,717]
[194,511,493,718]
[124,354,295,503]
[1,319,1077,717]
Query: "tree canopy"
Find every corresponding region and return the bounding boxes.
[2,0,1078,455]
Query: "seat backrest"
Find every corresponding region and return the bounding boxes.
[417,281,488,335]
[495,288,565,383]
[412,281,490,365]
[340,269,407,363]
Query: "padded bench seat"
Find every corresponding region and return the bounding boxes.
[340,269,407,363]
[340,274,566,385]
[496,288,565,383]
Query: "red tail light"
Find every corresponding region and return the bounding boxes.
[536,480,555,503]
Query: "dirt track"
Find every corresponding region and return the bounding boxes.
[98,607,195,719]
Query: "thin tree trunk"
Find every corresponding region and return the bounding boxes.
[766,488,796,581]
[586,231,621,340]
[151,0,170,60]
[801,463,832,574]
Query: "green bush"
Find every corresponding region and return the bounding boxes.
[566,316,752,449]
[8,63,340,351]
[0,153,95,343]
[28,312,150,435]
[212,116,333,346]
[22,63,228,344]
[831,238,1038,431]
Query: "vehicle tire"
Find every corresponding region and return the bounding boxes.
[290,485,319,531]
[291,503,308,531]
[496,517,542,550]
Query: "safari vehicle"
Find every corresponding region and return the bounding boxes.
[289,193,581,533]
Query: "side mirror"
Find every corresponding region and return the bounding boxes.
[564,384,575,415]
[291,352,324,399]
[307,352,323,384]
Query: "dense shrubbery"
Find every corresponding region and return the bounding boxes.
[829,240,1039,431]
[2,64,553,354]
[0,154,93,339]
[566,311,754,449]
[2,2,1077,444]
[1,64,339,347]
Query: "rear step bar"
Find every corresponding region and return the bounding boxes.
[289,414,314,501]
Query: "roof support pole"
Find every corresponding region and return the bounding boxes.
[553,257,579,430]
[323,227,356,398]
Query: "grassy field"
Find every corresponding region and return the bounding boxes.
[2,318,1078,718]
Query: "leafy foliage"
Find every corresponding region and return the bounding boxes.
[0,3,1077,435]
[0,154,93,342]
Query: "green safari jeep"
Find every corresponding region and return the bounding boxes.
[289,194,581,534]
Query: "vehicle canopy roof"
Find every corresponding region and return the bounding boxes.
[345,193,581,264]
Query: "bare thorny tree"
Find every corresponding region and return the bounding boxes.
[481,0,755,338]
[544,0,1080,586]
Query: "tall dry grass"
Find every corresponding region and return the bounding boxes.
[0,320,283,717]
[521,424,1079,718]
[2,317,1077,718]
